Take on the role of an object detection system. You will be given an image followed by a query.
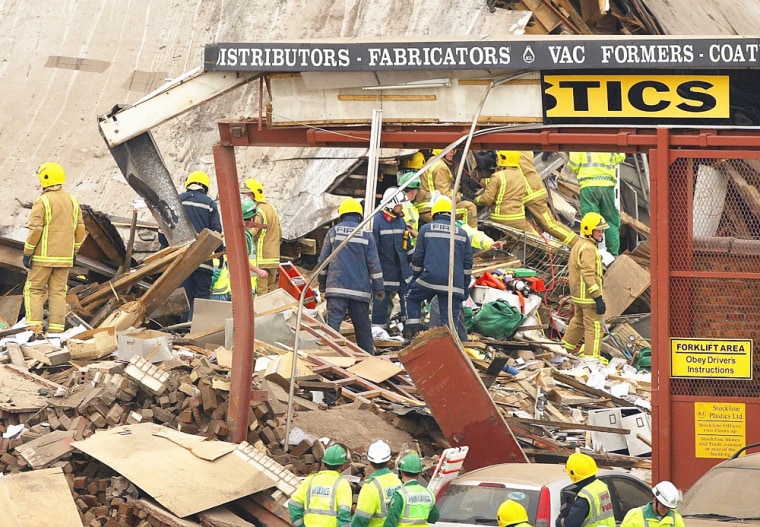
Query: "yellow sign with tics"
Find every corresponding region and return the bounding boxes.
[695,402,745,458]
[671,338,752,379]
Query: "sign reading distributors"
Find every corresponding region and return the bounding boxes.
[671,338,753,379]
[205,37,760,72]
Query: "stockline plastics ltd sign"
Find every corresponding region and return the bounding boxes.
[204,36,760,126]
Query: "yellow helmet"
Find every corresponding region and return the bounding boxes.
[431,149,444,156]
[565,452,598,483]
[242,178,266,201]
[36,162,66,188]
[402,152,425,170]
[431,196,453,217]
[185,170,210,190]
[497,500,529,527]
[580,212,609,238]
[338,197,363,218]
[496,151,520,168]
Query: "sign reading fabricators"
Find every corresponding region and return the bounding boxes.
[543,75,730,121]
[694,402,745,458]
[204,37,760,72]
[671,338,752,379]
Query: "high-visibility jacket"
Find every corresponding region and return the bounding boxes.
[422,159,460,202]
[372,211,412,291]
[245,229,260,292]
[211,256,231,296]
[576,478,615,527]
[24,187,86,267]
[288,470,353,527]
[401,201,419,254]
[251,200,281,269]
[317,216,384,302]
[569,238,603,305]
[457,221,496,251]
[383,481,439,527]
[568,152,625,189]
[352,468,402,527]
[621,502,685,527]
[474,168,527,223]
[519,151,548,205]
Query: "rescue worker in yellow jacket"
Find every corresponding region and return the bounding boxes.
[510,151,578,247]
[421,149,478,229]
[497,499,533,527]
[401,153,432,227]
[23,162,86,334]
[289,444,353,527]
[352,440,402,527]
[475,152,538,236]
[242,178,281,294]
[566,152,625,255]
[383,452,439,527]
[621,481,684,527]
[397,170,421,255]
[556,453,614,527]
[561,212,608,360]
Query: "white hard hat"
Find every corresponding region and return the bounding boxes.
[652,481,682,509]
[367,440,392,464]
[382,187,405,209]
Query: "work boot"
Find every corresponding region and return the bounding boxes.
[402,324,421,341]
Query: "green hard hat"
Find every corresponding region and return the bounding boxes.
[399,452,423,474]
[398,171,421,189]
[241,197,257,220]
[323,444,348,466]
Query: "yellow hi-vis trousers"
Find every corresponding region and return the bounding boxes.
[24,266,69,332]
[562,302,604,359]
[526,200,579,247]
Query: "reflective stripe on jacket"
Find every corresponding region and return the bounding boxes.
[577,478,615,527]
[353,469,402,527]
[288,470,353,527]
[397,484,436,527]
[569,238,603,305]
[372,211,412,291]
[317,217,384,302]
[24,188,86,267]
[211,257,231,296]
[620,502,685,527]
[251,200,282,268]
[568,152,625,189]
[410,215,473,299]
[474,168,527,222]
[519,151,548,204]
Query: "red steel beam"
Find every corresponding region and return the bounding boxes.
[399,326,528,471]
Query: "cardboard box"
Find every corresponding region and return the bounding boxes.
[263,352,313,390]
[117,329,173,363]
[67,327,118,360]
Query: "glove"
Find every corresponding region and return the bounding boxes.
[22,254,32,269]
[594,296,606,315]
[375,290,386,302]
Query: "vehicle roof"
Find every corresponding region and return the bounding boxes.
[714,452,760,469]
[452,463,570,486]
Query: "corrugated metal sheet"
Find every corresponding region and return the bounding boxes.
[637,0,760,35]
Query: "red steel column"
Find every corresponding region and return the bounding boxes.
[213,143,254,443]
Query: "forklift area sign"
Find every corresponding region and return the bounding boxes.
[671,338,752,379]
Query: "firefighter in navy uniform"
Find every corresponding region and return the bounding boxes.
[556,453,615,527]
[318,198,384,354]
[176,170,223,319]
[289,444,353,527]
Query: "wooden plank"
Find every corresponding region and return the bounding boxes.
[602,255,650,320]
[0,467,83,527]
[199,507,257,527]
[5,342,28,371]
[346,356,403,384]
[21,342,71,366]
[15,430,76,469]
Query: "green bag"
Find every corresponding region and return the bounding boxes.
[463,306,474,330]
[472,299,525,340]
[636,347,652,371]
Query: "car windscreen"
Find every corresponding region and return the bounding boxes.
[437,484,539,525]
[681,466,760,519]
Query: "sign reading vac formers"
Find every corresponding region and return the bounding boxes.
[205,37,760,72]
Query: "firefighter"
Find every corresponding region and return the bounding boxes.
[372,187,412,333]
[318,198,384,354]
[383,452,439,527]
[497,500,533,527]
[352,440,402,527]
[176,170,223,320]
[621,481,684,527]
[561,212,608,361]
[289,444,353,527]
[513,151,578,247]
[23,162,86,334]
[475,152,539,236]
[422,149,478,228]
[404,197,473,340]
[556,452,614,527]
[242,177,281,294]
[566,152,626,256]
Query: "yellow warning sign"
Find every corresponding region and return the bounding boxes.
[671,338,752,379]
[695,402,745,458]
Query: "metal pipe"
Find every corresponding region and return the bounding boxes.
[214,143,255,443]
